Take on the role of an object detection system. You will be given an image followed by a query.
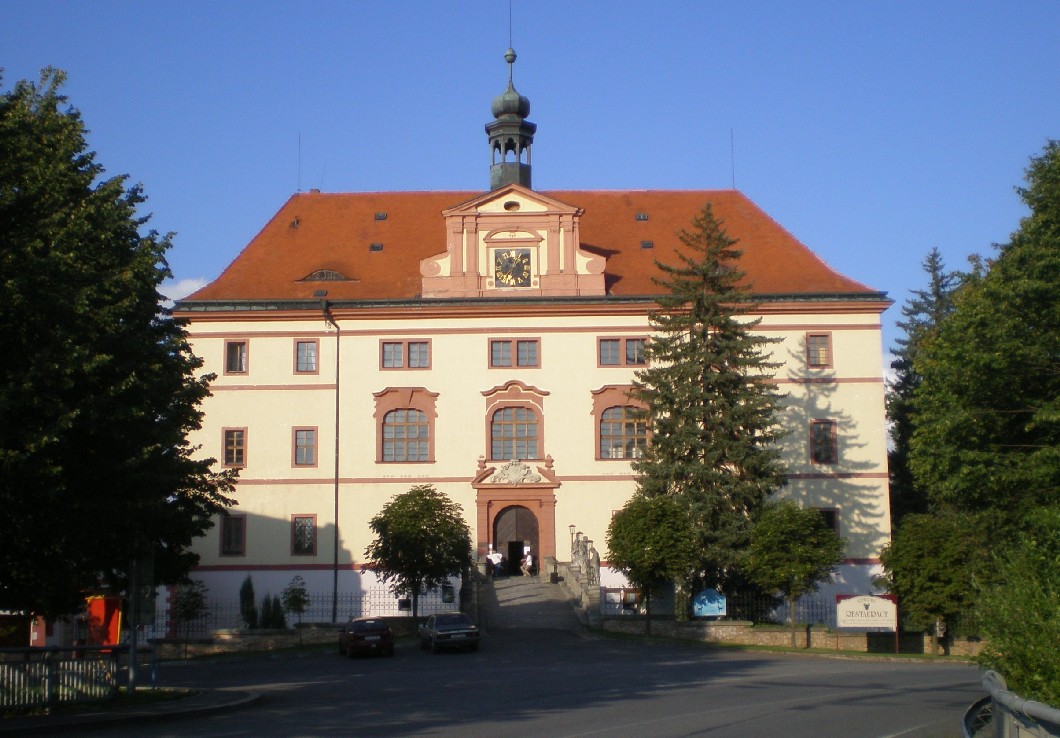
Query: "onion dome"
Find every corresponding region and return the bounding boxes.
[491,48,531,119]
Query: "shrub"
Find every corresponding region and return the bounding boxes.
[976,508,1060,706]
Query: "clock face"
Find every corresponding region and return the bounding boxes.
[494,248,532,287]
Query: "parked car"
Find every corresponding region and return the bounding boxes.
[418,612,480,653]
[339,617,394,657]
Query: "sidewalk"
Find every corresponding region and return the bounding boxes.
[0,688,260,735]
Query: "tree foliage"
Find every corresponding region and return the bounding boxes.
[632,203,787,588]
[606,494,700,634]
[239,575,257,630]
[281,576,309,620]
[976,507,1060,705]
[170,580,208,639]
[745,500,844,647]
[0,70,235,617]
[364,485,472,618]
[909,142,1060,528]
[886,248,962,524]
[877,511,986,654]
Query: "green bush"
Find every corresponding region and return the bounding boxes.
[976,508,1060,706]
[239,575,257,629]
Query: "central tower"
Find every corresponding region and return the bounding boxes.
[486,48,536,190]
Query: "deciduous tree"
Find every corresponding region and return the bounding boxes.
[745,500,845,648]
[877,511,986,655]
[0,70,235,618]
[364,485,472,619]
[976,506,1060,705]
[909,141,1060,529]
[606,494,700,635]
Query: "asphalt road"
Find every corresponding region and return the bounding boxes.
[102,630,981,737]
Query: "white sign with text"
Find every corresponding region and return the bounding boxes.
[836,595,897,630]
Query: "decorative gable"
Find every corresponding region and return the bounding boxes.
[420,184,606,298]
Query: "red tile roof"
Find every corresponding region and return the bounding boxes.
[182,189,878,303]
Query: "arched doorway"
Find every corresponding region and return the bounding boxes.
[493,505,538,576]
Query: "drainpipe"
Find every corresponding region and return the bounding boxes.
[321,298,341,623]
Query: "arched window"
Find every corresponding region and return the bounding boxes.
[599,406,647,459]
[491,407,539,460]
[374,387,438,463]
[382,409,430,462]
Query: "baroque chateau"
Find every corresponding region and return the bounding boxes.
[174,49,892,618]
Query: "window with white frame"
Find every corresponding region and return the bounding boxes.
[295,339,318,373]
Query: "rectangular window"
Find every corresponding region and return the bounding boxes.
[292,515,316,556]
[220,514,246,556]
[516,340,538,367]
[599,339,620,366]
[816,508,840,536]
[491,340,512,367]
[407,341,430,368]
[807,333,831,368]
[381,340,430,369]
[490,338,539,368]
[599,337,647,367]
[810,420,838,464]
[295,340,318,373]
[225,340,247,374]
[293,427,317,466]
[223,428,246,467]
[381,342,404,368]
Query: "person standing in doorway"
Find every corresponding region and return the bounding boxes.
[521,550,533,577]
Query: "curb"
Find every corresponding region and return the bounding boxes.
[0,689,261,735]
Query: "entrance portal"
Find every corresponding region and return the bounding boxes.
[493,505,538,576]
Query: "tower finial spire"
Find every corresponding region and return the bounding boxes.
[486,47,536,190]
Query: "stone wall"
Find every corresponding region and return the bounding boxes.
[601,617,982,657]
[149,620,423,660]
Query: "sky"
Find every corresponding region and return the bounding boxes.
[3,1,1058,357]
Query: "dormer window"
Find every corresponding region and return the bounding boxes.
[302,269,351,282]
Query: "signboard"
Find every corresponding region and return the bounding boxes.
[693,589,727,618]
[835,595,897,630]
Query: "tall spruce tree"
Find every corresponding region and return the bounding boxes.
[632,203,787,590]
[909,141,1060,528]
[0,70,235,617]
[886,248,962,524]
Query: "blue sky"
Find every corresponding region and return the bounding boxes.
[4,1,1058,356]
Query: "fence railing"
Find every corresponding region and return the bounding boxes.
[971,670,1060,738]
[170,588,460,639]
[0,645,126,711]
[600,591,845,627]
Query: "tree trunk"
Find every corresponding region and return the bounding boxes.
[644,591,653,638]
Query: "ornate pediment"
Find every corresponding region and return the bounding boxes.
[420,185,605,298]
[489,460,542,484]
[472,454,560,489]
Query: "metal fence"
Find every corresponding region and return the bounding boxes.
[964,671,1060,738]
[170,588,461,639]
[600,591,869,630]
[0,646,124,710]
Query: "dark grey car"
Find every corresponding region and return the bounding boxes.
[418,612,480,653]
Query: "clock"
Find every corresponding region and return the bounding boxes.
[494,248,532,287]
